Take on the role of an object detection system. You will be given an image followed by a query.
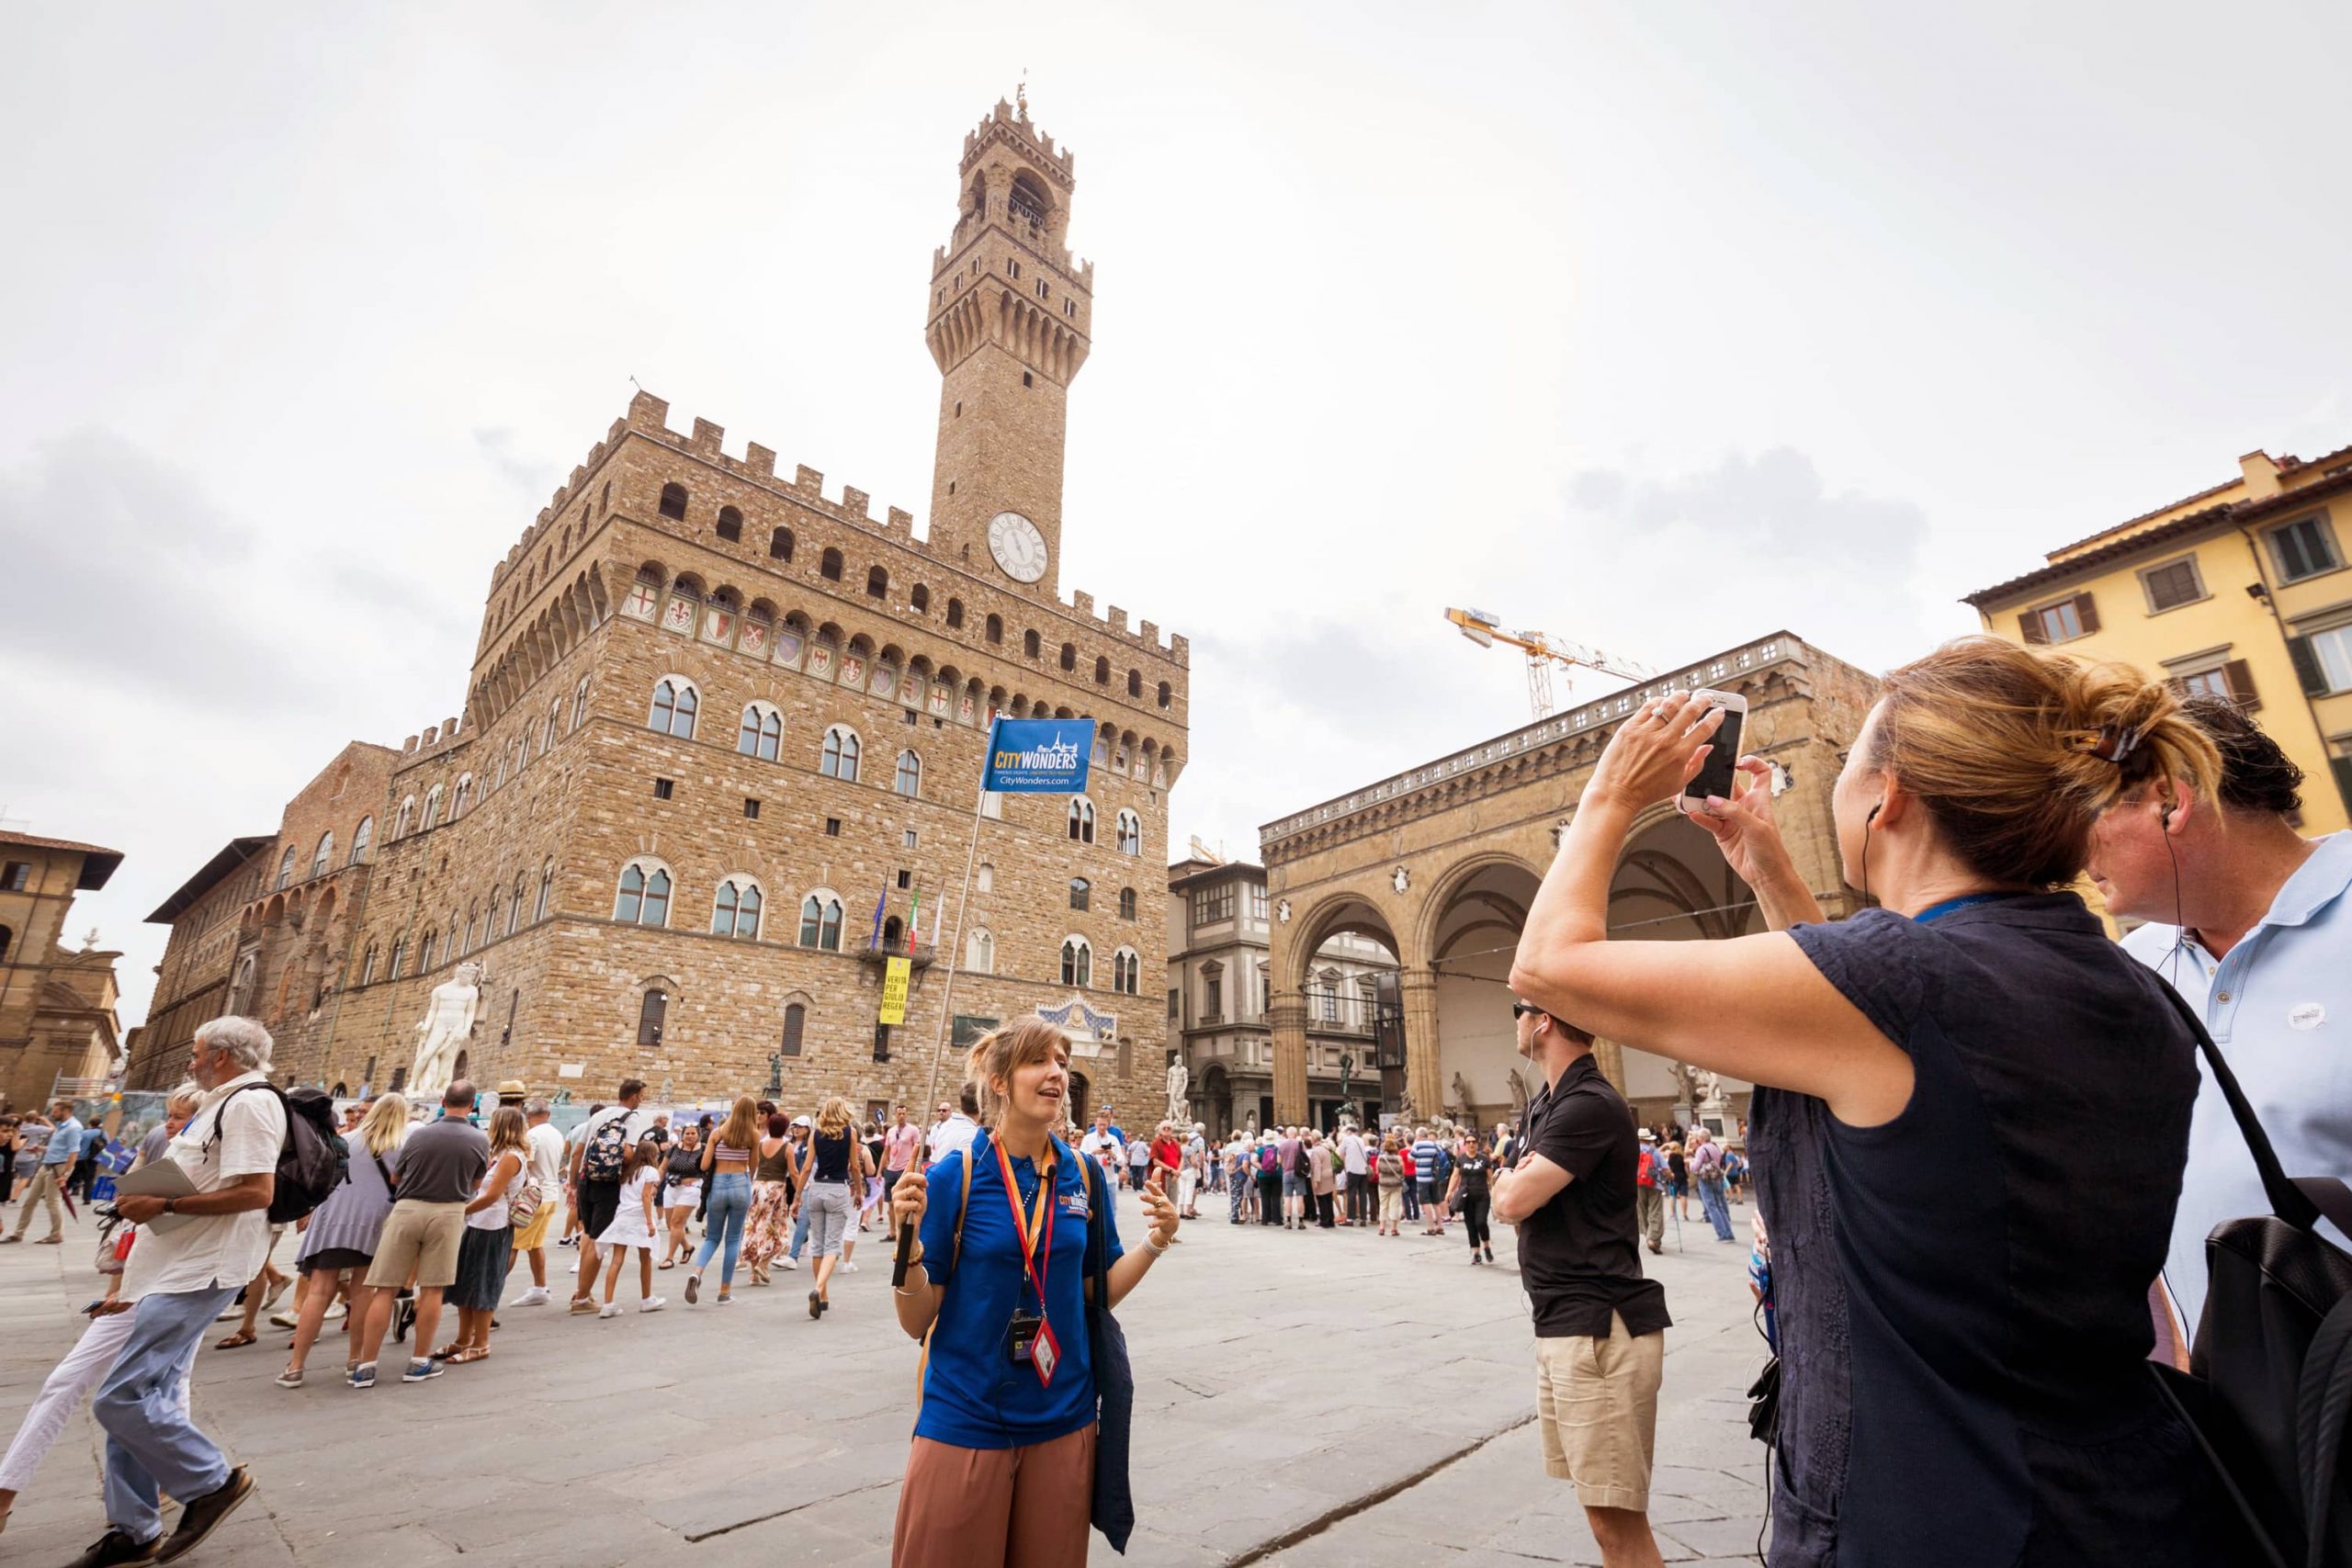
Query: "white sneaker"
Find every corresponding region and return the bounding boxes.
[269,1310,300,1329]
[842,1260,859,1273]
[639,1295,667,1313]
[780,1257,799,1270]
[598,1302,620,1319]
[323,1302,347,1322]
[514,1287,551,1307]
[568,1258,580,1275]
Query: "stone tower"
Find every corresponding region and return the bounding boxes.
[924,96,1092,601]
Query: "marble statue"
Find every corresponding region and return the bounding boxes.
[1507,1068,1532,1113]
[1696,1069,1724,1107]
[407,961,482,1100]
[1451,1071,1475,1120]
[1166,1060,1190,1125]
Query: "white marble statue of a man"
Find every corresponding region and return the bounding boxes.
[1165,1059,1189,1124]
[409,961,483,1099]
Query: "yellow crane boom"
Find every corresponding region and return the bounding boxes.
[1445,606,1656,720]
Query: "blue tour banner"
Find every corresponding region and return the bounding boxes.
[982,716,1094,795]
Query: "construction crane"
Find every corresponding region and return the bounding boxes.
[1445,606,1656,721]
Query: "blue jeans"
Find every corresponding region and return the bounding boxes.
[94,1285,236,1542]
[1697,1177,1735,1242]
[693,1172,752,1287]
[786,1203,809,1261]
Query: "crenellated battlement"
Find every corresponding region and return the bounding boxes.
[398,715,465,761]
[962,97,1076,185]
[491,390,1186,664]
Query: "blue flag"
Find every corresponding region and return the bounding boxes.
[981,716,1094,795]
[869,884,887,950]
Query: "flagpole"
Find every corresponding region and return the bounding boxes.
[896,718,998,1288]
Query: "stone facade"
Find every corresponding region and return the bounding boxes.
[136,98,1186,1122]
[1259,633,1881,1132]
[1167,857,1398,1138]
[0,832,127,1110]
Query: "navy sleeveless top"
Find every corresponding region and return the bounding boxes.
[1756,892,2216,1566]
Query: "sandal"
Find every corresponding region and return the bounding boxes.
[215,1331,257,1349]
[447,1347,490,1365]
[431,1342,464,1361]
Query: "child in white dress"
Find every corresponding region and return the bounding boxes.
[595,1143,666,1317]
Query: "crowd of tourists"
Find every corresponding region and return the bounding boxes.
[5,637,2351,1567]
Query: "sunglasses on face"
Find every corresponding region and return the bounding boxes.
[1510,1001,1542,1020]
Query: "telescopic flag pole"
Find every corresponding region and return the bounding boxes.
[895,717,1001,1289]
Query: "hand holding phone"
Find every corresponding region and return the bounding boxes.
[1680,690,1748,803]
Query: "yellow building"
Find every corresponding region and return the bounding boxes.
[1965,443,2352,832]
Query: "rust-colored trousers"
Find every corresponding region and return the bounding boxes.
[891,1424,1096,1568]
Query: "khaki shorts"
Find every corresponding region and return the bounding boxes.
[1533,1312,1664,1511]
[365,1201,469,1290]
[510,1198,556,1254]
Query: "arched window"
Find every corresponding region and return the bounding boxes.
[769,526,794,560]
[716,505,743,543]
[966,928,994,973]
[1069,876,1091,911]
[571,674,591,730]
[1127,670,1142,698]
[1113,948,1140,995]
[649,678,698,739]
[1058,641,1076,671]
[910,584,930,614]
[985,614,1002,645]
[946,598,965,629]
[390,935,408,978]
[820,726,860,782]
[883,915,904,949]
[1023,629,1042,659]
[798,892,843,951]
[1094,655,1110,685]
[310,832,334,880]
[420,784,446,830]
[1061,936,1091,988]
[820,547,843,581]
[894,749,922,796]
[637,987,667,1047]
[464,903,481,952]
[1158,681,1172,709]
[866,565,888,600]
[543,701,561,753]
[452,775,473,818]
[711,876,763,939]
[1068,797,1095,843]
[394,796,416,838]
[659,482,688,521]
[495,748,510,789]
[613,859,673,927]
[349,817,373,864]
[738,702,783,761]
[1119,886,1136,920]
[419,927,437,968]
[535,858,554,920]
[781,999,808,1056]
[1116,809,1142,857]
[275,844,298,890]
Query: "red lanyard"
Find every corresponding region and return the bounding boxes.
[993,1139,1057,1309]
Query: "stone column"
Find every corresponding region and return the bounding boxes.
[1269,991,1309,1124]
[1400,967,1442,1122]
[1593,1036,1628,1095]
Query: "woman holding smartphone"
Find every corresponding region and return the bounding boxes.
[887,1019,1179,1567]
[1510,638,2222,1566]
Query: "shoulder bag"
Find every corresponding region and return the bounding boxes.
[1082,1150,1136,1554]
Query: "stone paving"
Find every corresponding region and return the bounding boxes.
[0,1188,1769,1566]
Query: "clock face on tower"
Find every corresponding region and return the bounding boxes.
[988,510,1049,583]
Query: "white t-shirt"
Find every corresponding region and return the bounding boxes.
[468,1149,527,1232]
[123,1071,287,1301]
[1340,1132,1367,1176]
[525,1122,568,1190]
[1080,1130,1122,1168]
[928,1113,978,1168]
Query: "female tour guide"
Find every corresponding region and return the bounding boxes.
[1510,637,2223,1566]
[888,1019,1179,1566]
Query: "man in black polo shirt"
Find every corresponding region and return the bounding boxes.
[1491,998,1669,1568]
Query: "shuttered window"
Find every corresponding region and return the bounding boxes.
[2019,592,2098,645]
[2142,558,2203,612]
[2268,516,2341,583]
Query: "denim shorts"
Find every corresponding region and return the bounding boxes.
[1283,1171,1306,1199]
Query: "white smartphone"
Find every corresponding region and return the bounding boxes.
[1681,689,1748,803]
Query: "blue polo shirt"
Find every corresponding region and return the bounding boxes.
[44,1117,84,1166]
[917,1134,1121,1450]
[2125,830,2352,1336]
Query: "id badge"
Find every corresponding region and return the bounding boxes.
[1029,1315,1060,1388]
[1008,1310,1042,1365]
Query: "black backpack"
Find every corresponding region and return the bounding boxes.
[582,1110,634,1182]
[2147,987,2352,1568]
[206,1083,347,1224]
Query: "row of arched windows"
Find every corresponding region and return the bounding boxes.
[1055,935,1143,994]
[391,675,591,843]
[358,860,559,986]
[646,676,923,795]
[1065,798,1145,857]
[271,816,378,893]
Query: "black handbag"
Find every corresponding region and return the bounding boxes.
[1083,1153,1136,1554]
[2147,987,2352,1568]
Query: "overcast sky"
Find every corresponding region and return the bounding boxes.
[6,1,2347,1029]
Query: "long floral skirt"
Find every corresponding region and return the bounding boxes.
[741,1179,794,1271]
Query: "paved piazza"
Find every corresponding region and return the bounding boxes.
[0,1191,1767,1566]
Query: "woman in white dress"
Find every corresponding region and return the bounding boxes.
[594,1140,664,1318]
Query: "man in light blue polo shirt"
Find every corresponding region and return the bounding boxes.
[2087,695,2352,1340]
[4,1100,83,1244]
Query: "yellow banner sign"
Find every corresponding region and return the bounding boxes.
[878,956,911,1025]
